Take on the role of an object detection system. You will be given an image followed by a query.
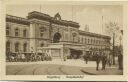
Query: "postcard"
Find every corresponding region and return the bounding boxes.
[0,0,127,81]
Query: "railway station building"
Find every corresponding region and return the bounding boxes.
[6,11,111,60]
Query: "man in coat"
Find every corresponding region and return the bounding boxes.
[118,51,123,70]
[95,51,101,71]
[101,52,107,70]
[83,51,89,64]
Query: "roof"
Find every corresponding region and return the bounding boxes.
[6,14,30,25]
[27,11,80,28]
[6,11,80,28]
[78,30,111,39]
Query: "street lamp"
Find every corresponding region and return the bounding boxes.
[113,32,115,65]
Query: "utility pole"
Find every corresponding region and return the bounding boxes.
[100,15,104,51]
[102,16,104,34]
[72,5,73,21]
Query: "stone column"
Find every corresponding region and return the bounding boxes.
[63,46,69,61]
[29,22,36,52]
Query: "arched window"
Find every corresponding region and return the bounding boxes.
[6,41,10,52]
[6,24,10,35]
[23,29,27,37]
[15,28,19,36]
[40,43,44,47]
[53,33,61,43]
[23,43,27,52]
[15,42,19,52]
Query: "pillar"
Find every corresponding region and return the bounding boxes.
[29,22,36,52]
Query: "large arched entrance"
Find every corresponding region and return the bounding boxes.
[53,32,61,43]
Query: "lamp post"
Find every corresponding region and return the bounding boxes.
[113,32,115,65]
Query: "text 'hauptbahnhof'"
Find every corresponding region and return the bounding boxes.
[6,11,111,61]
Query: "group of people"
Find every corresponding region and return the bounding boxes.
[95,51,108,70]
[6,52,26,62]
[83,50,123,71]
[83,51,108,70]
[6,51,52,62]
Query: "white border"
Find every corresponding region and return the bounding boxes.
[0,0,128,81]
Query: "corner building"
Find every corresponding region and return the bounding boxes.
[6,11,111,60]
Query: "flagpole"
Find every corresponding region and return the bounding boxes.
[102,15,103,34]
[72,5,73,21]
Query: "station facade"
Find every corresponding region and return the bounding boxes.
[6,11,111,60]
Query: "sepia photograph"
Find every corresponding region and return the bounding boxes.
[5,1,124,76]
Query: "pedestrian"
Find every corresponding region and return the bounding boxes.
[17,52,21,62]
[11,53,15,62]
[101,52,107,70]
[118,51,123,70]
[95,51,101,71]
[8,51,12,62]
[83,51,89,64]
[31,52,34,61]
[21,53,25,62]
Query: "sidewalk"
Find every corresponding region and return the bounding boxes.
[81,67,123,75]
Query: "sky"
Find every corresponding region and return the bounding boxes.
[6,4,123,36]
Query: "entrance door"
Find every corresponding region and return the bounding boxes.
[53,33,61,43]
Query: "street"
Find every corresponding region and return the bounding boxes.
[6,59,123,75]
[6,64,85,75]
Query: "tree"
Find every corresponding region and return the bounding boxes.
[105,21,123,65]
